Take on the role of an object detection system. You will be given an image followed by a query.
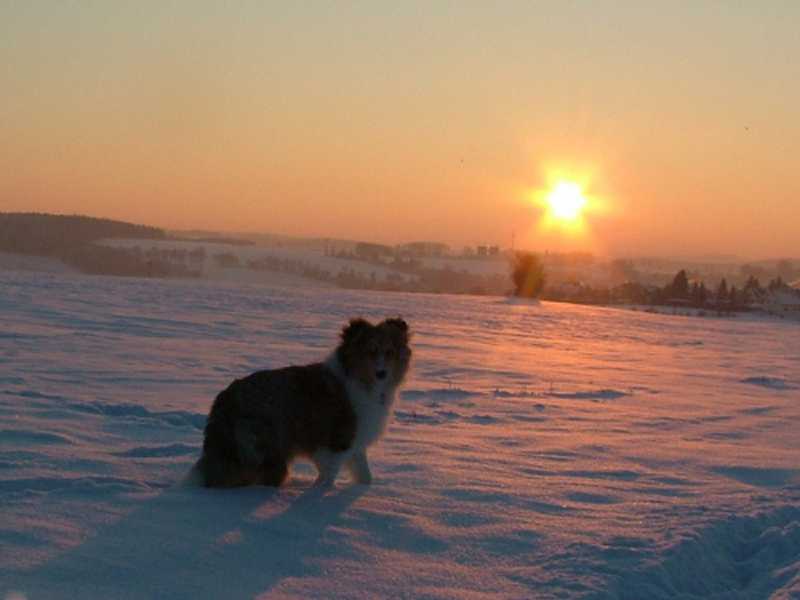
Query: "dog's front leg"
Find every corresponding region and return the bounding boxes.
[345,450,372,484]
[312,448,348,487]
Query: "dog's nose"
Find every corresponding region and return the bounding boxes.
[375,369,387,380]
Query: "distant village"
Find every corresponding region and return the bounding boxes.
[546,265,800,319]
[2,212,799,319]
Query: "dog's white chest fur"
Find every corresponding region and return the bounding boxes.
[326,353,397,450]
[307,353,401,487]
[347,380,396,450]
[310,380,396,487]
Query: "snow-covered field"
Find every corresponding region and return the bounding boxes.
[2,271,799,599]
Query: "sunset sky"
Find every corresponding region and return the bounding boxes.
[2,1,799,259]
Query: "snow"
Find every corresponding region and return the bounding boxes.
[2,271,799,600]
[0,253,73,275]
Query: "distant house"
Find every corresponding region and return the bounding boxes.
[476,245,500,258]
[741,286,768,312]
[400,242,449,257]
[762,289,800,318]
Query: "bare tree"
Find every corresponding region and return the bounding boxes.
[511,252,546,298]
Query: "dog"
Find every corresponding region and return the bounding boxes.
[186,317,411,488]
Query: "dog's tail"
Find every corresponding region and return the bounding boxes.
[178,460,204,488]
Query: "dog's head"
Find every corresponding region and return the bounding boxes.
[338,317,411,390]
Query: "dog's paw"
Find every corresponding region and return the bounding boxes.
[312,474,336,488]
[355,474,373,485]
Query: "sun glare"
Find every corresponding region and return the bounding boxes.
[545,181,587,221]
[521,164,611,253]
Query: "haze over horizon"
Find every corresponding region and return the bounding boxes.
[3,2,799,260]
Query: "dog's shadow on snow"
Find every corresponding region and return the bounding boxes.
[17,482,367,599]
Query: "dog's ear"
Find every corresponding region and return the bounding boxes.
[386,318,408,334]
[342,318,373,343]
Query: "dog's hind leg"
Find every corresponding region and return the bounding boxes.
[234,420,289,487]
[194,452,244,488]
[260,457,289,487]
[345,450,372,484]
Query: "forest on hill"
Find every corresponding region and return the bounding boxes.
[0,213,167,276]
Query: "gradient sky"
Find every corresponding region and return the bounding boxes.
[2,1,799,259]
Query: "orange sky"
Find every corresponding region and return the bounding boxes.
[2,2,799,259]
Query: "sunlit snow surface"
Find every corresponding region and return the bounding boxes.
[2,272,799,599]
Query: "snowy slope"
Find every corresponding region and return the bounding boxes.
[1,272,799,599]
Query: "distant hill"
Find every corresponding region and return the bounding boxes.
[0,213,166,254]
[0,213,168,276]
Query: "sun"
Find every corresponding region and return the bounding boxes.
[520,164,610,253]
[545,181,587,221]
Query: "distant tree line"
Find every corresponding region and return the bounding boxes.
[6,213,795,304]
[544,266,794,314]
[0,213,512,293]
[246,252,510,295]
